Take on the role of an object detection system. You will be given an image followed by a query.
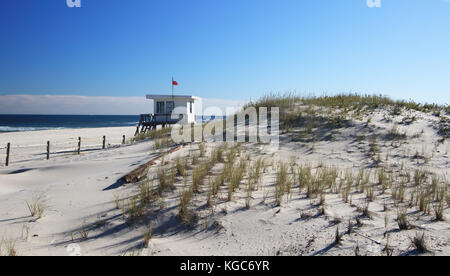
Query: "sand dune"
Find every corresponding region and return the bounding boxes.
[0,105,449,256]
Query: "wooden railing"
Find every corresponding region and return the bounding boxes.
[136,113,185,134]
[139,113,184,124]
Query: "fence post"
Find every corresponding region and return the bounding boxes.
[77,137,81,155]
[123,135,126,144]
[103,136,106,149]
[5,143,10,166]
[47,141,50,160]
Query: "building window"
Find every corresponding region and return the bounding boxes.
[156,101,165,114]
[166,101,175,113]
[190,102,193,113]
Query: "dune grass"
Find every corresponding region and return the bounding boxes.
[0,237,17,256]
[179,187,194,225]
[142,225,153,247]
[412,232,430,253]
[131,127,172,143]
[25,196,48,220]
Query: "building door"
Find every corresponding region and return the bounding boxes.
[166,101,175,114]
[156,101,165,114]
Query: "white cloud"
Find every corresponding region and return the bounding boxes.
[0,94,246,115]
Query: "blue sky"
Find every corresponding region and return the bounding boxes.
[0,0,449,114]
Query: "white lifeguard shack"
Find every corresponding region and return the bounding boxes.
[136,94,201,134]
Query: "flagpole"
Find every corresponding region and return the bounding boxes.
[172,76,174,98]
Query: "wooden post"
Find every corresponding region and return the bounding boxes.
[47,141,50,160]
[77,137,81,155]
[103,136,106,149]
[122,135,126,144]
[5,143,10,166]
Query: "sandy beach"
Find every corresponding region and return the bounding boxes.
[0,126,137,166]
[0,126,154,255]
[0,101,449,256]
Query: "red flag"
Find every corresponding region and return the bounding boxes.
[172,80,178,86]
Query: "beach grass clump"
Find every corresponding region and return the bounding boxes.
[356,168,371,193]
[378,168,392,194]
[226,158,247,201]
[214,146,225,163]
[26,196,48,220]
[132,127,172,143]
[225,146,238,164]
[153,137,170,150]
[248,158,264,189]
[139,180,154,205]
[306,170,327,199]
[230,159,247,199]
[227,179,234,202]
[0,237,17,256]
[430,175,442,200]
[192,163,207,193]
[342,170,353,202]
[206,178,214,207]
[392,181,406,204]
[413,169,427,187]
[412,232,430,253]
[157,168,169,193]
[298,164,312,194]
[397,208,411,230]
[123,196,144,223]
[192,146,222,194]
[179,187,194,225]
[142,225,153,247]
[212,173,223,197]
[169,166,176,189]
[418,187,431,214]
[244,92,299,111]
[360,201,373,220]
[79,221,89,240]
[365,185,375,202]
[175,157,187,177]
[433,199,445,221]
[274,162,289,205]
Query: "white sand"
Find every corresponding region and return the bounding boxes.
[0,109,449,256]
[0,127,136,165]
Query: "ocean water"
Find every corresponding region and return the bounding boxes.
[0,114,226,133]
[0,115,140,133]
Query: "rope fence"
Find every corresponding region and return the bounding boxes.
[1,134,128,167]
